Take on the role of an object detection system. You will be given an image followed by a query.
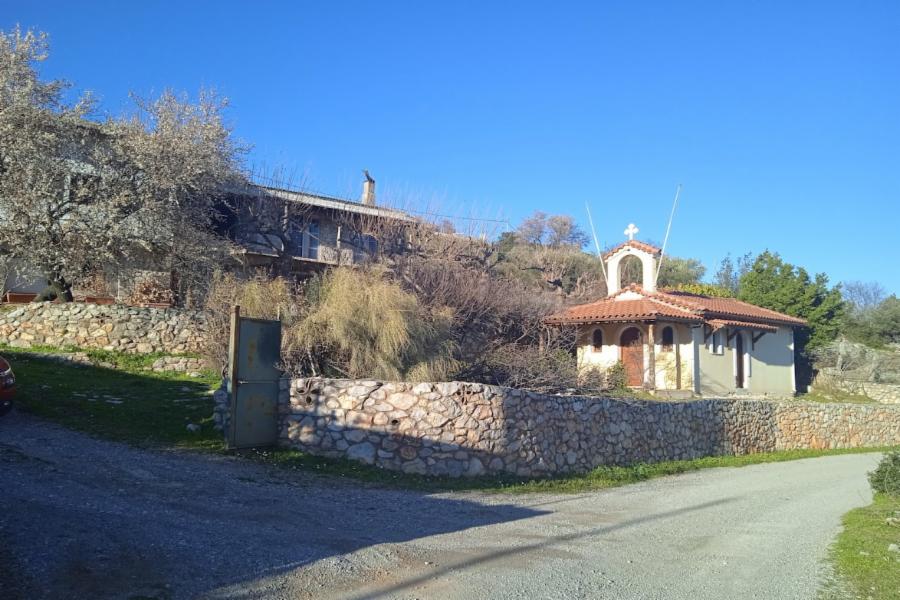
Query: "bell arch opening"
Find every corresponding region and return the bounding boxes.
[618,255,643,289]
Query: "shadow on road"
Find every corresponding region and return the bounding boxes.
[0,411,548,600]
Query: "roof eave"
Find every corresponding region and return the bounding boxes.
[543,314,703,326]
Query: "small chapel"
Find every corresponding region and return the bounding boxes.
[544,225,806,396]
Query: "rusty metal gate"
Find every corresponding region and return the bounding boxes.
[226,306,282,449]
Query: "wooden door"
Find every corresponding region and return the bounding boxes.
[735,332,745,389]
[620,327,644,387]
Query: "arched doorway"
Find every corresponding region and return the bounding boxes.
[620,327,644,387]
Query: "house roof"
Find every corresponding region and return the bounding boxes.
[655,291,807,326]
[603,239,662,259]
[706,318,778,333]
[543,297,704,325]
[251,185,414,222]
[544,285,807,330]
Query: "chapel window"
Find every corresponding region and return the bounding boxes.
[592,329,603,350]
[661,326,674,352]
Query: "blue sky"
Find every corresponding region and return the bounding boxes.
[5,1,900,293]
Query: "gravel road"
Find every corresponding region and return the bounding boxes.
[0,411,878,600]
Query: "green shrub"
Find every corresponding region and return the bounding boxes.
[606,361,628,391]
[868,451,900,496]
[292,267,459,381]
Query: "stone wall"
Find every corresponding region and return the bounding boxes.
[149,356,208,374]
[279,378,900,478]
[0,302,207,354]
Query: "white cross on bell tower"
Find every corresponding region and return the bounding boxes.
[624,223,639,241]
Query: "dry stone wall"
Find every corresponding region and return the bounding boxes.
[0,302,207,354]
[279,378,900,478]
[814,373,900,404]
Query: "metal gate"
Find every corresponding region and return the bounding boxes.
[227,306,282,449]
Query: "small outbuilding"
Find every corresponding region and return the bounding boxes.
[544,231,806,396]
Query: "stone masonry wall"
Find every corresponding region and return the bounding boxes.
[0,302,207,354]
[280,378,900,478]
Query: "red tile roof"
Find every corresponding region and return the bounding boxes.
[544,286,807,329]
[544,297,702,325]
[707,318,778,333]
[653,290,807,326]
[603,240,662,259]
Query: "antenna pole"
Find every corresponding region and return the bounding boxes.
[585,202,608,283]
[656,184,683,282]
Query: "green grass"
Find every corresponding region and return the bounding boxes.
[244,444,899,494]
[800,387,876,404]
[823,493,900,600]
[3,345,223,451]
[4,345,896,494]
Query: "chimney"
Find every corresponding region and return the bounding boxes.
[361,170,376,206]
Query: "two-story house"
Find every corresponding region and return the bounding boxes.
[227,173,413,278]
[2,171,414,302]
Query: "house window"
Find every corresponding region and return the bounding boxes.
[661,326,674,352]
[288,220,304,248]
[592,329,603,350]
[306,220,320,259]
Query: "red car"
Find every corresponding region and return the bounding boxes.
[0,356,14,416]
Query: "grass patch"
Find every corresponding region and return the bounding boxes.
[4,345,896,494]
[823,493,900,600]
[2,346,222,451]
[6,342,202,371]
[800,389,876,405]
[247,444,899,494]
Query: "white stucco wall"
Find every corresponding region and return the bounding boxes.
[653,323,694,391]
[578,322,693,390]
[577,324,621,372]
[746,327,796,394]
[579,322,796,396]
[606,246,657,294]
[698,327,796,396]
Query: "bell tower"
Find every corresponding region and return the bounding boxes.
[605,223,661,296]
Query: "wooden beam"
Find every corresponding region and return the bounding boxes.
[227,305,241,450]
[726,328,739,343]
[752,331,767,349]
[703,325,713,343]
[674,334,682,390]
[646,323,656,390]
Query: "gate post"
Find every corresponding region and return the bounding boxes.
[227,305,240,449]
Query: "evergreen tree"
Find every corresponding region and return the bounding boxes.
[738,251,845,387]
[739,251,845,349]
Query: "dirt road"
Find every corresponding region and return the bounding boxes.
[0,412,877,599]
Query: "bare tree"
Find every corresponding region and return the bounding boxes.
[516,211,548,244]
[516,211,588,248]
[842,280,887,315]
[0,27,247,303]
[545,214,589,248]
